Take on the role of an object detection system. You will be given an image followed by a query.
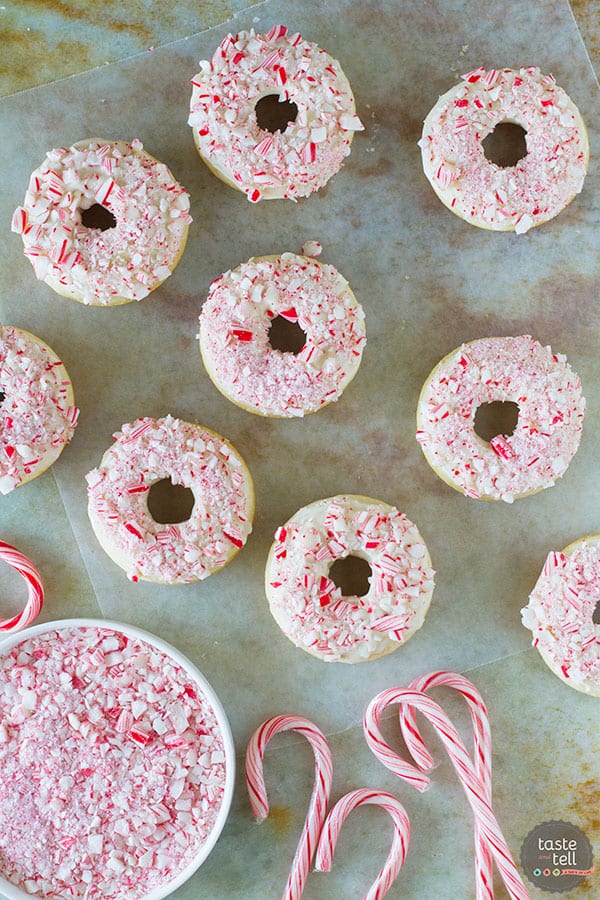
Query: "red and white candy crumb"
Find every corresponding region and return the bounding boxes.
[266,495,435,663]
[0,326,79,494]
[522,539,600,695]
[0,625,227,897]
[199,253,366,417]
[419,67,589,232]
[12,139,191,305]
[86,416,253,583]
[416,336,585,503]
[188,25,364,201]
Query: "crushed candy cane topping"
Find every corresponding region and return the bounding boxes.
[0,625,227,898]
[188,25,364,201]
[416,336,585,503]
[0,326,79,494]
[199,252,366,417]
[13,139,191,305]
[419,67,589,232]
[86,416,253,583]
[266,495,435,663]
[522,539,600,695]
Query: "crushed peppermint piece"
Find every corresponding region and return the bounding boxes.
[13,139,191,305]
[0,625,228,897]
[420,67,589,231]
[266,495,435,663]
[188,27,363,201]
[199,253,366,417]
[416,336,585,502]
[87,416,254,584]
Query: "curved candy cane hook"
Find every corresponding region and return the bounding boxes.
[364,689,529,900]
[0,541,44,633]
[400,671,493,900]
[245,714,333,900]
[315,788,410,900]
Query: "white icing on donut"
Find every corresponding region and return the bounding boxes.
[86,416,254,584]
[419,67,589,232]
[0,326,79,494]
[188,25,364,201]
[416,336,585,503]
[522,536,600,696]
[13,139,191,305]
[265,495,435,663]
[198,252,366,417]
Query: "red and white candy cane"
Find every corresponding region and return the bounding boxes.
[400,672,493,900]
[315,788,410,900]
[245,715,333,900]
[364,688,530,900]
[0,540,44,633]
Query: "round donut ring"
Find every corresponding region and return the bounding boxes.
[198,252,366,417]
[86,416,255,584]
[265,494,435,664]
[0,325,79,495]
[522,535,600,696]
[416,335,585,503]
[13,139,191,306]
[0,541,44,633]
[419,66,589,232]
[188,25,364,201]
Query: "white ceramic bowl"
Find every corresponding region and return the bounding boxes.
[0,618,235,900]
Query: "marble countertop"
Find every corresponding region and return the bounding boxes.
[1,1,599,898]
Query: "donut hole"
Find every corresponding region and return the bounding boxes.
[593,600,600,625]
[255,94,298,134]
[147,479,195,525]
[268,316,307,355]
[80,203,117,232]
[482,123,528,167]
[328,555,372,599]
[474,400,519,443]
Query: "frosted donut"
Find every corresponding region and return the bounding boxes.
[0,326,79,494]
[419,66,589,232]
[86,416,254,584]
[198,252,366,417]
[416,335,585,503]
[265,495,435,663]
[522,536,600,696]
[188,25,364,202]
[12,139,191,306]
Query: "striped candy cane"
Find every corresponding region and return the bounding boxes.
[245,715,333,900]
[364,689,530,900]
[400,672,493,900]
[0,541,44,633]
[315,788,410,900]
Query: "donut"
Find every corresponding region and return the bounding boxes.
[198,252,366,417]
[86,416,254,584]
[265,495,435,663]
[188,25,364,202]
[522,536,600,696]
[12,139,191,306]
[416,336,585,503]
[0,326,79,494]
[419,66,589,232]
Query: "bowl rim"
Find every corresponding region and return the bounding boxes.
[0,616,236,900]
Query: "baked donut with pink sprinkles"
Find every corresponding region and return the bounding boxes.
[13,139,191,305]
[522,536,600,696]
[0,325,79,494]
[86,416,254,584]
[265,495,435,663]
[198,252,366,417]
[419,67,589,232]
[416,336,585,503]
[188,25,364,201]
